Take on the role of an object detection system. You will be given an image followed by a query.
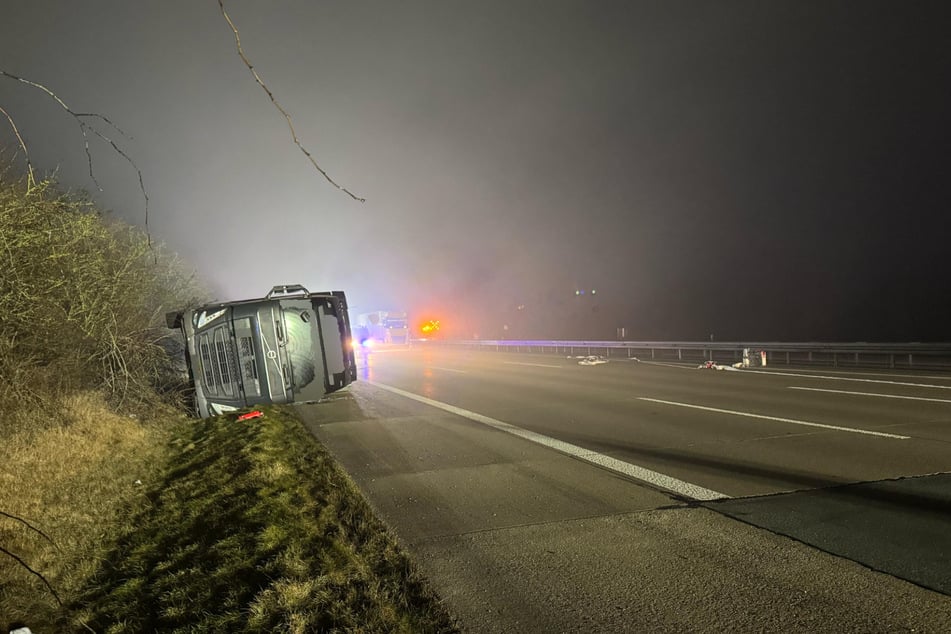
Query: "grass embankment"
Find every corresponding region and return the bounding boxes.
[0,175,456,632]
[75,405,456,633]
[1,174,201,630]
[0,393,172,630]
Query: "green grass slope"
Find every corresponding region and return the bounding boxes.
[74,406,457,633]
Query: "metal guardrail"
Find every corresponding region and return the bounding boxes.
[422,339,951,370]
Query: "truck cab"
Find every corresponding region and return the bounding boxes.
[167,285,356,418]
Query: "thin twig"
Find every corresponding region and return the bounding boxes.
[83,125,151,245]
[0,72,131,137]
[0,510,60,551]
[78,618,98,634]
[1,70,105,191]
[0,545,63,606]
[0,105,36,191]
[0,69,152,243]
[217,1,365,202]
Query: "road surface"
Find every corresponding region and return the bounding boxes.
[298,345,951,632]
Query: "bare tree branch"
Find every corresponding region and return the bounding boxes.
[0,510,60,551]
[82,125,151,245]
[0,105,36,191]
[217,1,366,203]
[0,69,152,244]
[0,545,63,607]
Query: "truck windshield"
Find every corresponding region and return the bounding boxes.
[280,297,348,402]
[281,301,322,402]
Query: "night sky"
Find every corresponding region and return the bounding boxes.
[2,1,949,341]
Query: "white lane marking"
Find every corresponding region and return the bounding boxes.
[760,367,951,381]
[502,361,562,369]
[637,397,910,440]
[640,361,951,389]
[789,386,951,404]
[371,382,728,501]
[638,361,696,370]
[429,366,468,374]
[738,368,951,391]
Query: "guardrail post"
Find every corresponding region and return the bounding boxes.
[786,351,790,365]
[890,353,895,368]
[834,352,838,367]
[909,353,913,367]
[675,349,679,360]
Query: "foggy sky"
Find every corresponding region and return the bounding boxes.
[1,1,949,341]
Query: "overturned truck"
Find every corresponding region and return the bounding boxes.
[167,285,357,418]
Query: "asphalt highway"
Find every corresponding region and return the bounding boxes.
[298,344,951,632]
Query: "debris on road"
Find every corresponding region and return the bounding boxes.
[578,355,609,366]
[697,361,738,371]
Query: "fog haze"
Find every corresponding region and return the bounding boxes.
[2,1,949,341]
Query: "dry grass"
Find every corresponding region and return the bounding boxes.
[0,170,204,630]
[0,391,172,631]
[74,406,458,633]
[0,173,454,632]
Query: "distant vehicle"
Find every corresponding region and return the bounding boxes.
[382,311,410,343]
[166,284,357,418]
[356,310,410,344]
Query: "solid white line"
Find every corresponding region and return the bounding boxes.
[789,386,951,404]
[370,382,728,501]
[639,361,951,389]
[429,366,468,374]
[637,397,910,440]
[758,367,951,381]
[502,361,562,369]
[638,361,696,370]
[738,368,951,390]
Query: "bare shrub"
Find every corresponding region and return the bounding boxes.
[0,172,208,417]
[0,168,208,626]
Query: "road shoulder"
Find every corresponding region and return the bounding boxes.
[297,384,951,633]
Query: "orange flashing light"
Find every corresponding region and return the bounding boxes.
[420,320,440,334]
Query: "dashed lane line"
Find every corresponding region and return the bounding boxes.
[637,397,910,440]
[789,386,951,404]
[370,381,728,501]
[737,368,951,390]
[641,361,951,390]
[502,361,563,369]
